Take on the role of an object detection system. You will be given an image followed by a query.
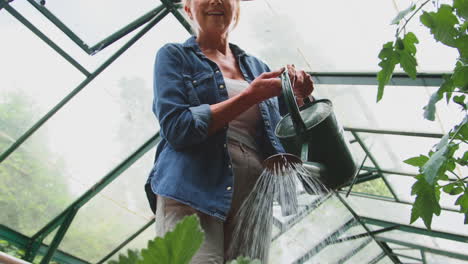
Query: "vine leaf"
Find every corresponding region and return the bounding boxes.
[442,183,464,195]
[377,41,399,101]
[421,134,450,184]
[452,61,468,90]
[410,175,441,229]
[139,215,204,264]
[420,5,459,46]
[455,35,468,60]
[391,3,416,25]
[454,95,467,109]
[108,249,141,264]
[455,190,468,224]
[454,0,468,20]
[396,32,419,79]
[404,155,429,167]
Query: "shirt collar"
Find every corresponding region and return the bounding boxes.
[182,36,247,58]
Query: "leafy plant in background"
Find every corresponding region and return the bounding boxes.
[108,215,260,264]
[377,0,467,229]
[0,240,58,264]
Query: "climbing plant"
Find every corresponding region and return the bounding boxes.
[377,0,468,229]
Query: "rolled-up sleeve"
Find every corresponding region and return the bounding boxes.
[153,44,212,150]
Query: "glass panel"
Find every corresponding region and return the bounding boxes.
[232,0,310,70]
[236,0,457,72]
[425,253,468,264]
[0,7,83,146]
[345,178,393,197]
[36,0,162,44]
[376,257,394,264]
[392,248,423,259]
[375,230,468,259]
[345,240,382,263]
[58,149,156,262]
[345,195,468,237]
[107,222,156,263]
[269,195,356,263]
[0,15,189,236]
[304,237,371,264]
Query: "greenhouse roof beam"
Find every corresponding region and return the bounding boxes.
[161,0,193,35]
[343,191,460,213]
[392,253,422,262]
[308,72,447,87]
[351,132,399,200]
[330,225,399,245]
[25,0,167,55]
[0,225,89,264]
[378,237,468,261]
[335,192,401,264]
[0,7,168,164]
[97,218,155,264]
[362,217,468,243]
[291,218,356,264]
[344,127,444,138]
[3,2,90,76]
[336,238,373,264]
[368,252,386,264]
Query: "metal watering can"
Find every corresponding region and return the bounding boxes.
[270,68,357,190]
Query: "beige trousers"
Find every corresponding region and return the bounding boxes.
[154,140,266,263]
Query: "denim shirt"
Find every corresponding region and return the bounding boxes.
[145,36,286,221]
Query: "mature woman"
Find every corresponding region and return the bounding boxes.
[144,0,314,262]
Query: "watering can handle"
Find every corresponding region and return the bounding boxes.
[280,67,308,134]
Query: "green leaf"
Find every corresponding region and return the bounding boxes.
[377,41,400,101]
[421,134,450,184]
[139,215,204,264]
[392,3,416,25]
[108,249,141,264]
[455,35,468,60]
[228,257,262,264]
[396,33,419,79]
[454,0,468,20]
[455,190,468,213]
[420,5,459,46]
[404,155,429,167]
[452,61,468,90]
[410,175,441,229]
[442,183,464,195]
[453,95,467,109]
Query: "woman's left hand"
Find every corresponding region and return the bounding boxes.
[287,64,314,99]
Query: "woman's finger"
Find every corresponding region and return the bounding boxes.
[260,67,284,79]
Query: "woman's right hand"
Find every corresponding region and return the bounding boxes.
[243,67,284,104]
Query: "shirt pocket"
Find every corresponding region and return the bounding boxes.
[183,71,215,105]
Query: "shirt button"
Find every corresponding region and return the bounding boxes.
[215,70,220,73]
[228,164,232,168]
[226,186,232,191]
[224,144,227,148]
[219,84,225,89]
[192,80,197,84]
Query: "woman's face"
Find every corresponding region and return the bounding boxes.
[184,0,239,36]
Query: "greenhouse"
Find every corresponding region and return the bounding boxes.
[0,0,467,263]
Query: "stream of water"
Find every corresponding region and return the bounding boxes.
[228,158,329,263]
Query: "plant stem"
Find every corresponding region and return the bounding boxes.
[448,117,467,145]
[396,0,431,38]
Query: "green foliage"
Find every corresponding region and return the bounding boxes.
[108,249,142,264]
[140,215,204,264]
[108,215,261,264]
[108,215,204,264]
[378,0,468,229]
[410,175,441,229]
[376,32,419,101]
